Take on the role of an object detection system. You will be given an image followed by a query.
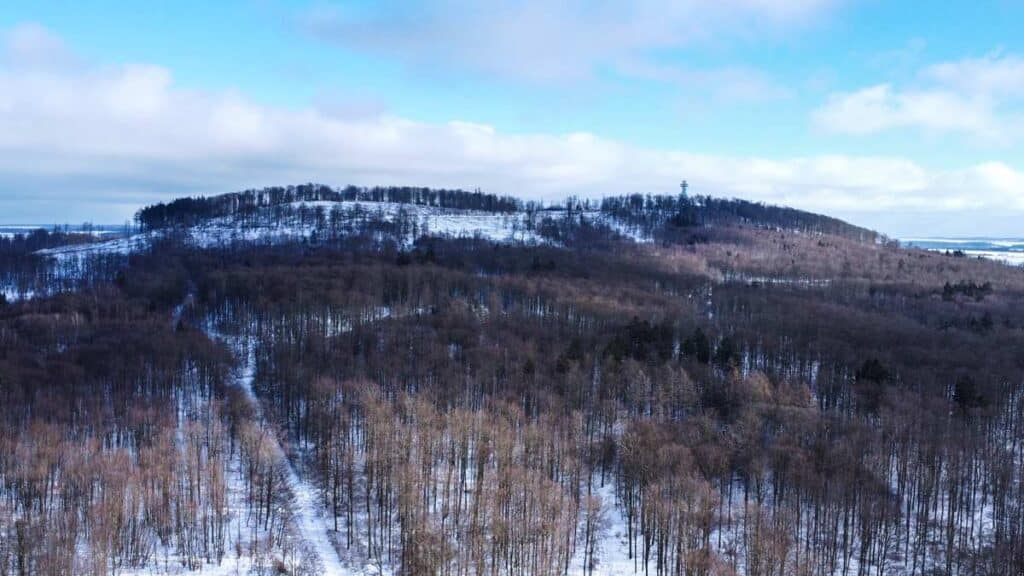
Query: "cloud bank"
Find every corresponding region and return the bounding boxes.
[1,24,1023,235]
[814,53,1024,143]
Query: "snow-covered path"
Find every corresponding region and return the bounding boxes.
[225,333,350,576]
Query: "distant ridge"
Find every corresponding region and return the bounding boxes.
[135,183,878,243]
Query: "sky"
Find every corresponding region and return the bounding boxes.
[0,1,1023,237]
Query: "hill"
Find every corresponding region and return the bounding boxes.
[31,184,879,264]
[1,185,1023,575]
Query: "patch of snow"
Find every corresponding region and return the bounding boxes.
[37,232,154,258]
[959,250,1024,266]
[567,481,638,576]
[902,237,1024,266]
[1,283,38,302]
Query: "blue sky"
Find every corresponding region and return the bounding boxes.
[1,1,1023,236]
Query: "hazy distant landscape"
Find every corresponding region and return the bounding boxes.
[902,238,1024,266]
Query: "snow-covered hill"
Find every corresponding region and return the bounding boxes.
[36,200,647,260]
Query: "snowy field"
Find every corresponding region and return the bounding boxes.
[902,237,1024,266]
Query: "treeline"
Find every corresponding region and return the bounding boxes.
[135,184,523,230]
[0,228,103,257]
[600,194,878,243]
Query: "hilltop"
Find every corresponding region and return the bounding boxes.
[34,184,878,261]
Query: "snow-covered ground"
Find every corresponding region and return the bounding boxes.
[213,333,352,576]
[902,237,1024,266]
[1,285,34,302]
[37,232,152,257]
[567,482,637,576]
[955,249,1024,265]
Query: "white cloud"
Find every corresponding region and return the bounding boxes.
[302,0,837,82]
[925,53,1024,98]
[2,22,75,69]
[1,24,1023,229]
[617,60,791,102]
[813,84,1001,137]
[814,53,1024,142]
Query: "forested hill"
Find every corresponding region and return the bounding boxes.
[599,193,877,243]
[133,183,878,244]
[134,184,523,230]
[5,181,1024,576]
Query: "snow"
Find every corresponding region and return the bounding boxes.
[958,249,1024,265]
[182,200,550,247]
[1,285,35,302]
[901,237,1024,266]
[118,448,267,576]
[36,232,153,258]
[214,333,352,576]
[567,482,637,576]
[116,306,364,575]
[33,200,650,260]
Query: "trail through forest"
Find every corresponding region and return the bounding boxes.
[217,329,351,575]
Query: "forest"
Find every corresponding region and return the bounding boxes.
[0,186,1022,575]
